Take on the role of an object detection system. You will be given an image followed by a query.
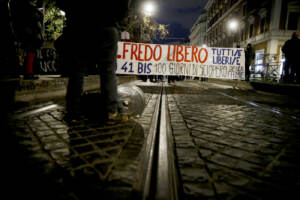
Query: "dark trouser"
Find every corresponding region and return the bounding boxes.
[282,59,294,83]
[245,65,250,81]
[290,61,298,83]
[65,27,120,114]
[296,64,300,83]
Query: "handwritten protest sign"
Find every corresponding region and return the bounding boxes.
[116,42,245,80]
[34,48,58,74]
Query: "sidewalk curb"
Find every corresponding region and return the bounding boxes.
[250,81,300,97]
[15,75,137,103]
[208,78,300,97]
[13,76,300,103]
[207,78,253,90]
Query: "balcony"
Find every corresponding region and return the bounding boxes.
[240,30,295,46]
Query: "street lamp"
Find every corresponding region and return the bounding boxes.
[228,19,238,47]
[140,1,157,42]
[142,1,156,16]
[228,20,238,31]
[60,10,65,16]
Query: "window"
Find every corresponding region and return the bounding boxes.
[240,29,244,41]
[249,24,254,38]
[255,50,264,74]
[287,12,299,30]
[258,8,267,33]
[248,15,255,38]
[260,17,266,33]
[286,1,300,30]
[243,4,247,16]
[255,50,264,65]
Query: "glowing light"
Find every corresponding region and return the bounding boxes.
[60,10,66,16]
[142,1,156,16]
[228,20,238,31]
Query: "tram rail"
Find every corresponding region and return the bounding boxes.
[135,82,179,200]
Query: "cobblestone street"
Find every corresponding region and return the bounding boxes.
[4,81,161,200]
[3,80,300,200]
[167,81,300,200]
[2,0,300,199]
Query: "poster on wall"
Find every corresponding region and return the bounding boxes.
[116,42,245,80]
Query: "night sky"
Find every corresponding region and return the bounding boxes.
[153,0,208,43]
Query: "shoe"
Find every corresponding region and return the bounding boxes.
[106,111,129,125]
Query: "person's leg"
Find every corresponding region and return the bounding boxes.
[282,60,288,82]
[290,61,296,83]
[284,60,292,83]
[66,60,84,114]
[245,65,250,81]
[97,27,120,114]
[296,63,300,83]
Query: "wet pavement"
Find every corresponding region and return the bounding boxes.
[4,81,160,200]
[167,81,300,200]
[3,79,300,200]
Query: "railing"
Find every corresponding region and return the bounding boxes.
[251,64,281,81]
[251,53,283,81]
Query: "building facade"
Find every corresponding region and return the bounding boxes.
[189,12,207,46]
[205,0,300,79]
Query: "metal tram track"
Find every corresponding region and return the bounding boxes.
[135,81,300,200]
[135,82,180,200]
[13,82,180,199]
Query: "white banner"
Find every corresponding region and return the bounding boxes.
[116,42,245,80]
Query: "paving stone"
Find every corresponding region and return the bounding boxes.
[198,148,214,158]
[194,139,226,152]
[29,152,52,162]
[50,148,71,162]
[181,167,210,183]
[176,147,205,167]
[44,141,68,151]
[222,148,249,159]
[49,124,68,129]
[210,154,239,169]
[18,138,40,147]
[192,131,220,142]
[231,142,258,152]
[222,171,252,187]
[172,129,190,136]
[214,182,242,200]
[243,152,273,166]
[34,126,51,131]
[36,130,55,137]
[234,160,263,176]
[174,135,195,148]
[167,84,300,199]
[182,182,216,199]
[40,135,60,143]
